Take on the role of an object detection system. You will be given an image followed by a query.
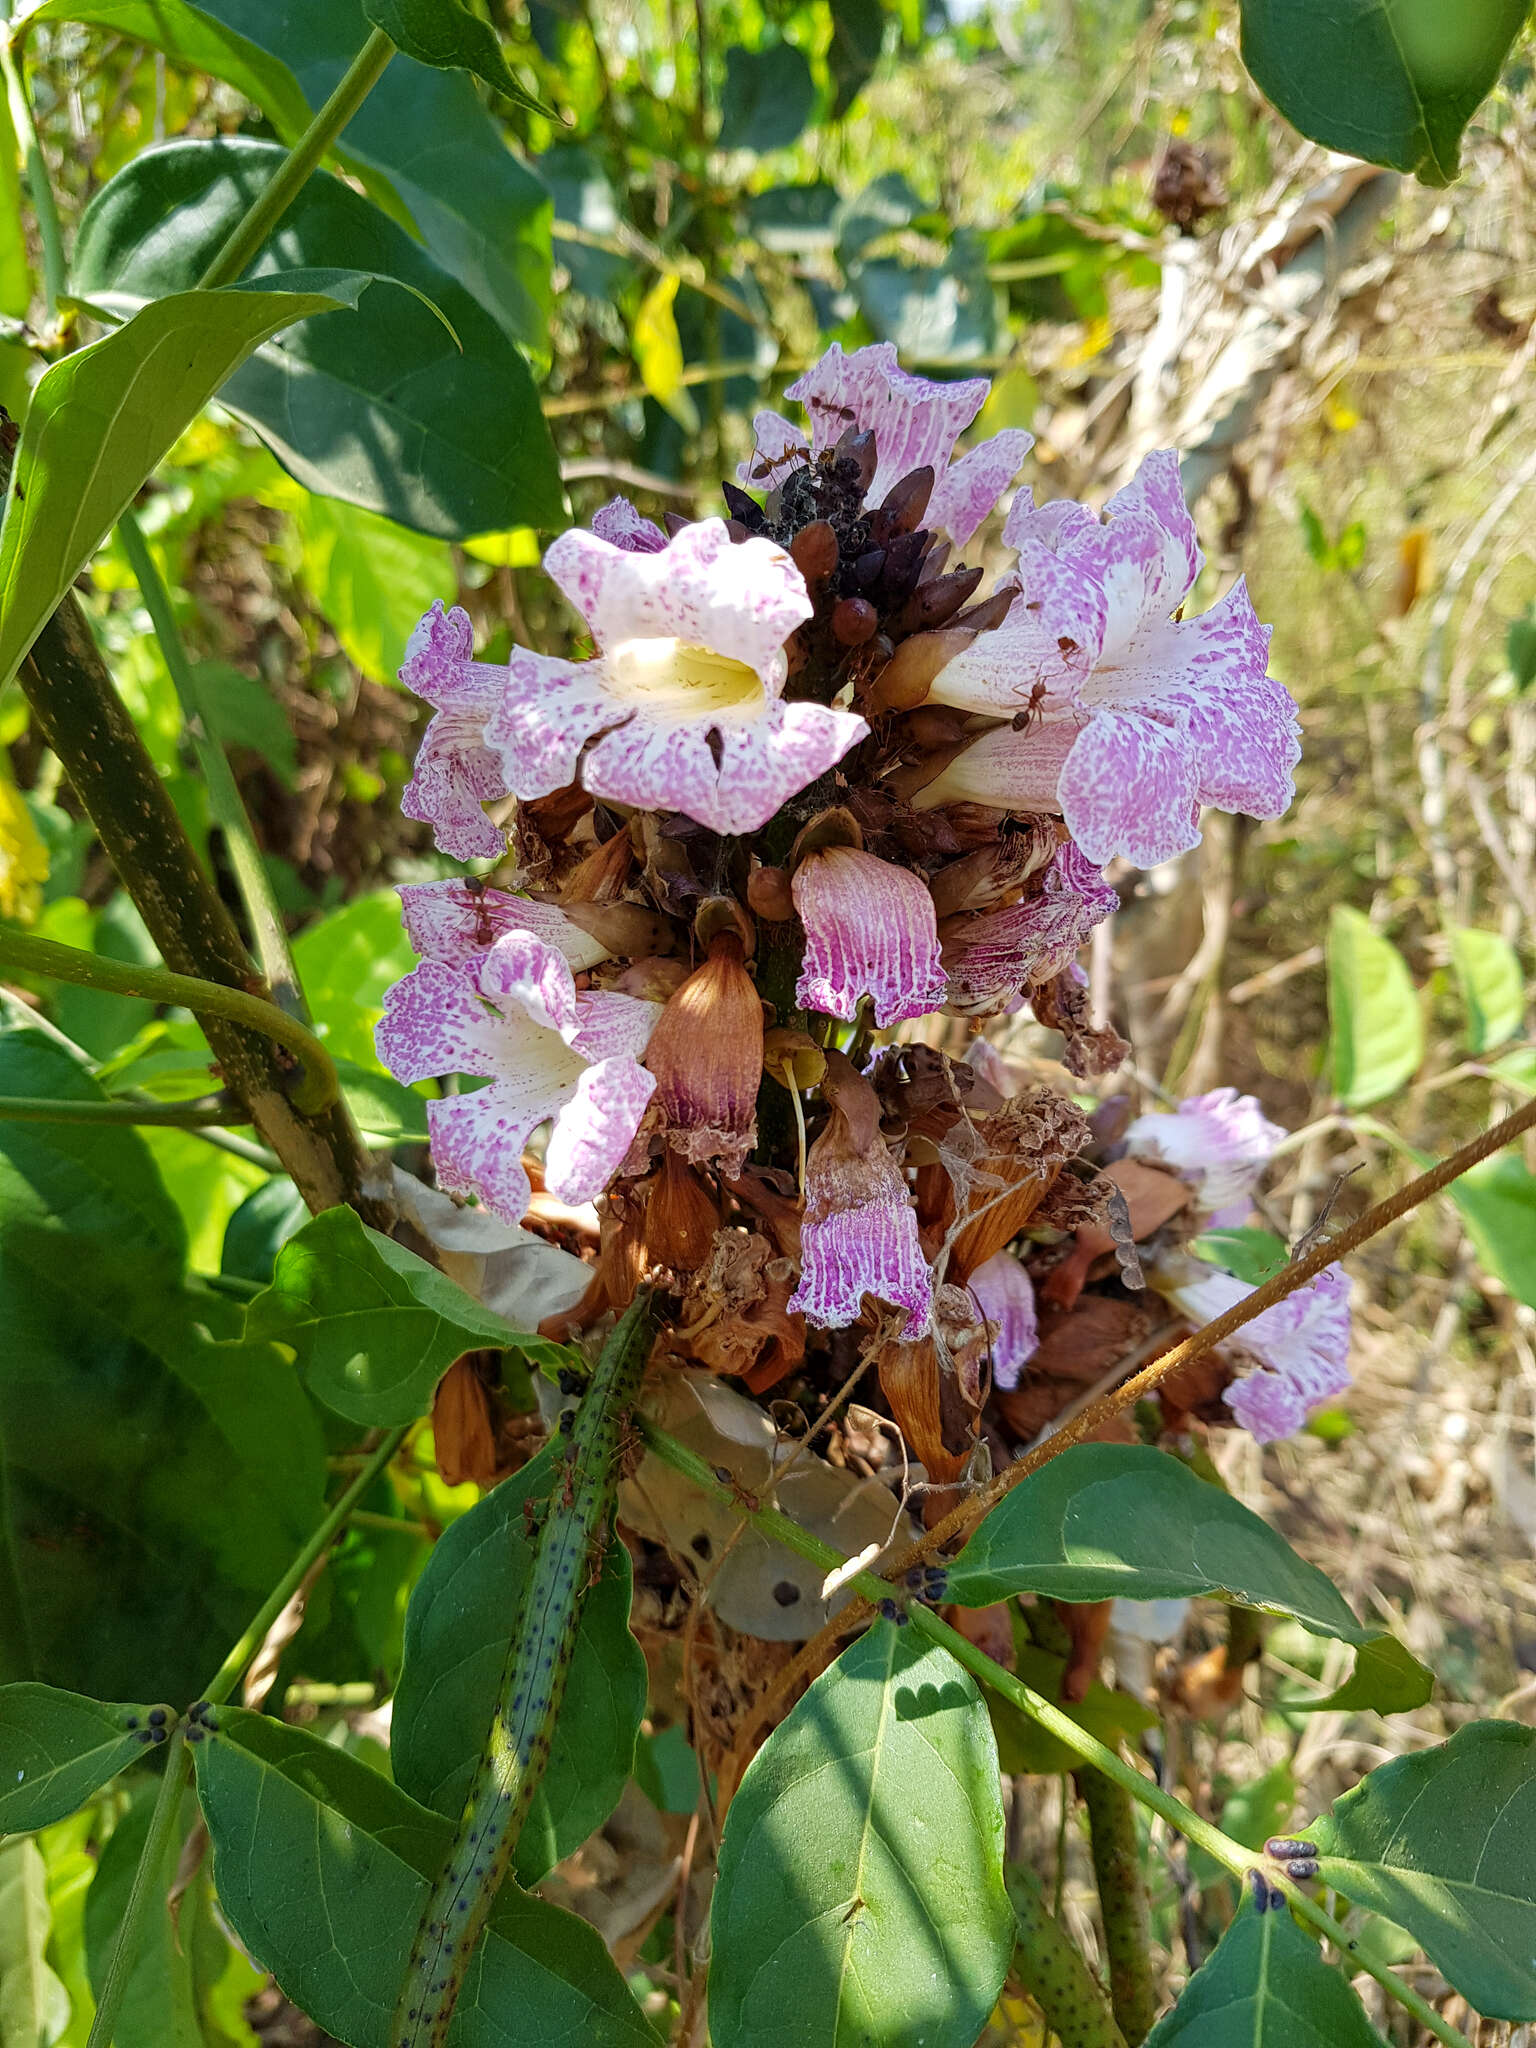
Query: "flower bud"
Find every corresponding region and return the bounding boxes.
[790,519,839,583]
[559,825,634,903]
[645,1151,722,1270]
[644,932,763,1172]
[865,628,978,714]
[747,863,795,921]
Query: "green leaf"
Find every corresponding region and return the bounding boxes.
[0,284,344,689]
[1238,0,1527,185]
[0,1685,165,1832]
[1327,905,1422,1108]
[720,41,817,153]
[709,1621,1013,2048]
[22,0,312,132]
[1145,1899,1387,2045]
[269,483,454,686]
[72,139,562,540]
[391,1445,646,1884]
[828,0,885,116]
[1447,924,1525,1053]
[0,1026,184,1261]
[220,1176,308,1286]
[1446,1151,1536,1309]
[0,64,32,320]
[192,1708,659,2048]
[0,1838,70,2048]
[1306,1720,1536,2020]
[245,1204,520,1424]
[0,1228,325,1699]
[945,1447,1430,1711]
[291,887,418,1071]
[83,1789,201,2048]
[139,1125,267,1274]
[1508,611,1536,693]
[191,660,297,788]
[361,0,551,114]
[335,1059,430,1144]
[1288,1633,1433,1715]
[1190,1227,1289,1286]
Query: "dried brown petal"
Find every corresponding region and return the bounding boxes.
[431,1355,500,1490]
[644,932,763,1171]
[865,627,978,714]
[646,1151,721,1270]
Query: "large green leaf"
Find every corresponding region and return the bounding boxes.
[0,1227,325,1700]
[72,140,562,539]
[1446,1152,1536,1310]
[192,1709,658,2048]
[1447,925,1525,1053]
[0,1838,70,2048]
[709,1621,1014,2048]
[291,887,419,1071]
[720,42,817,154]
[0,283,344,689]
[0,1685,164,1832]
[391,1445,646,1884]
[360,0,550,114]
[30,0,554,363]
[0,1026,184,1261]
[828,0,885,116]
[1327,905,1422,1108]
[245,1204,520,1424]
[1239,0,1527,185]
[1307,1721,1536,2020]
[945,1447,1431,1712]
[1145,1899,1387,2045]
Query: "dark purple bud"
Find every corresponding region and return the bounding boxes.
[1246,1868,1279,1912]
[724,519,749,545]
[869,465,935,543]
[1265,1837,1316,1861]
[1284,1858,1320,1882]
[899,565,984,634]
[853,547,886,591]
[833,597,878,646]
[664,511,690,536]
[880,529,928,599]
[722,481,769,532]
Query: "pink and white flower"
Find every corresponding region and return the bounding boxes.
[915,452,1301,867]
[967,1253,1038,1390]
[941,840,1118,1010]
[590,495,668,553]
[741,342,1033,547]
[792,847,947,1027]
[1124,1086,1286,1224]
[788,1118,933,1337]
[399,603,511,861]
[1159,1258,1352,1443]
[397,878,610,974]
[485,519,866,836]
[375,929,660,1226]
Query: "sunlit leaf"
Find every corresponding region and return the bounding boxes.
[0,1685,165,1832]
[1306,1720,1536,2020]
[1327,905,1422,1107]
[0,1838,70,2048]
[360,0,552,114]
[1239,0,1527,185]
[1190,1227,1289,1286]
[633,274,698,434]
[268,481,454,685]
[1447,924,1525,1053]
[1445,1151,1536,1309]
[710,1621,1013,2048]
[1145,1898,1387,2045]
[290,887,417,1070]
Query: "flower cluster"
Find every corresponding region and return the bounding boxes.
[381,339,1343,1465]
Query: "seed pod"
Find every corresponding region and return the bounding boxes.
[864,627,978,713]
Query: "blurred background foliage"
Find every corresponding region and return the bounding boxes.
[4,0,1536,2040]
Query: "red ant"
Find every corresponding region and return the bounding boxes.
[464,874,497,947]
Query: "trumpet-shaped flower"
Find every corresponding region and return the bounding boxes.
[376,929,659,1226]
[916,452,1301,867]
[788,1103,932,1336]
[1159,1258,1351,1443]
[741,341,1033,547]
[792,846,947,1027]
[1124,1086,1285,1223]
[941,840,1118,1009]
[481,519,866,836]
[398,602,511,861]
[967,1253,1038,1390]
[397,878,610,974]
[591,495,667,552]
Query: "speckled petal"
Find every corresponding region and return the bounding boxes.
[1057,709,1201,868]
[484,650,624,800]
[397,881,610,973]
[581,693,865,836]
[1136,583,1300,817]
[424,1086,541,1225]
[571,987,663,1063]
[926,428,1034,547]
[475,929,583,1041]
[375,959,507,1087]
[397,603,512,860]
[590,495,668,552]
[1124,1086,1285,1216]
[967,1253,1038,1390]
[942,840,1117,1006]
[913,714,1078,814]
[793,846,946,1027]
[788,1190,933,1337]
[544,519,811,679]
[544,1056,658,1204]
[925,550,1105,714]
[1225,1267,1353,1443]
[398,599,474,703]
[786,343,989,508]
[1104,449,1202,609]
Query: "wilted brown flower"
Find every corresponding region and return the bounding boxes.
[644,931,764,1171]
[431,1354,500,1490]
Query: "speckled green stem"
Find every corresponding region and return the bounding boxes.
[1008,1868,1126,2048]
[1077,1765,1157,2045]
[393,1293,655,2048]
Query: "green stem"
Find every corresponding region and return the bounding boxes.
[1076,1766,1157,2045]
[636,1420,1475,2048]
[0,15,66,315]
[116,509,304,1013]
[0,1094,245,1125]
[1007,1868,1126,2048]
[195,28,396,289]
[83,1423,408,2048]
[84,1733,191,2048]
[0,925,338,1115]
[202,1423,410,1709]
